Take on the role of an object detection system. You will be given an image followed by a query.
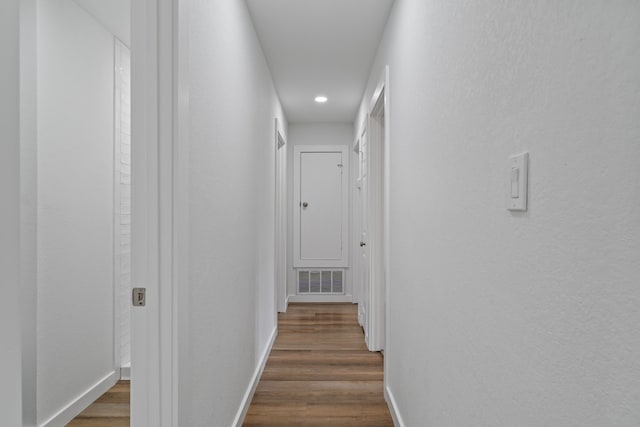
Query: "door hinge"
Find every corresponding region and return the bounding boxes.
[132,288,146,307]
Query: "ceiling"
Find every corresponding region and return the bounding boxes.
[69,0,392,123]
[73,0,130,46]
[246,0,394,123]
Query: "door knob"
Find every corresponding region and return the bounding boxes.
[360,242,366,247]
[302,202,308,208]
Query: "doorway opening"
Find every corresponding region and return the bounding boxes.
[360,66,390,353]
[20,0,135,425]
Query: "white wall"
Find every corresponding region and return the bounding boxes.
[286,123,354,297]
[37,0,117,423]
[21,0,38,424]
[185,1,287,424]
[0,0,23,425]
[356,1,640,426]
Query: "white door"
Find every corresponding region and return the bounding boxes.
[359,131,370,340]
[293,145,349,268]
[301,151,342,260]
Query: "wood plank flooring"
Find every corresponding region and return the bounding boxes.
[66,381,130,426]
[244,303,393,426]
[67,304,392,426]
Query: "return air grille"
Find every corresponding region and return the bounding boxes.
[298,269,344,294]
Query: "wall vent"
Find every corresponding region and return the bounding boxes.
[297,269,344,294]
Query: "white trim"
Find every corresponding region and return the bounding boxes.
[39,371,119,427]
[113,36,122,377]
[356,124,368,330]
[385,386,406,427]
[369,69,387,113]
[131,0,182,424]
[232,326,278,427]
[173,0,191,424]
[121,364,132,381]
[293,145,350,268]
[366,66,390,353]
[158,0,177,423]
[382,65,392,391]
[288,294,353,303]
[350,132,362,306]
[275,118,288,313]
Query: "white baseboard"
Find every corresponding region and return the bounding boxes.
[39,370,119,427]
[278,295,290,313]
[120,364,131,380]
[385,385,406,427]
[288,294,353,303]
[232,326,278,427]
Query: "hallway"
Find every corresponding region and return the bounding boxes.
[4,1,640,425]
[244,303,393,426]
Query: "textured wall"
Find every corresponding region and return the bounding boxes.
[356,1,640,425]
[116,41,132,372]
[186,0,287,424]
[37,0,116,422]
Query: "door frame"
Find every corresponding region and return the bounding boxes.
[274,118,288,313]
[113,36,123,382]
[365,66,390,353]
[131,0,188,425]
[355,124,367,329]
[292,145,350,269]
[351,134,361,306]
[16,0,186,424]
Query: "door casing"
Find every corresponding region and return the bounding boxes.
[351,133,362,308]
[361,66,390,356]
[131,0,188,424]
[356,125,368,330]
[275,119,288,313]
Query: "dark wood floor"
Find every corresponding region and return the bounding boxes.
[66,380,130,426]
[244,303,393,426]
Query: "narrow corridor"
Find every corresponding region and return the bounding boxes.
[244,303,393,426]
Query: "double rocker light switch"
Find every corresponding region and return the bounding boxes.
[507,152,528,211]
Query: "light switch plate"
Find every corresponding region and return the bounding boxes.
[132,287,146,307]
[507,152,528,211]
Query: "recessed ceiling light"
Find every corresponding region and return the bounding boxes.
[314,96,328,103]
